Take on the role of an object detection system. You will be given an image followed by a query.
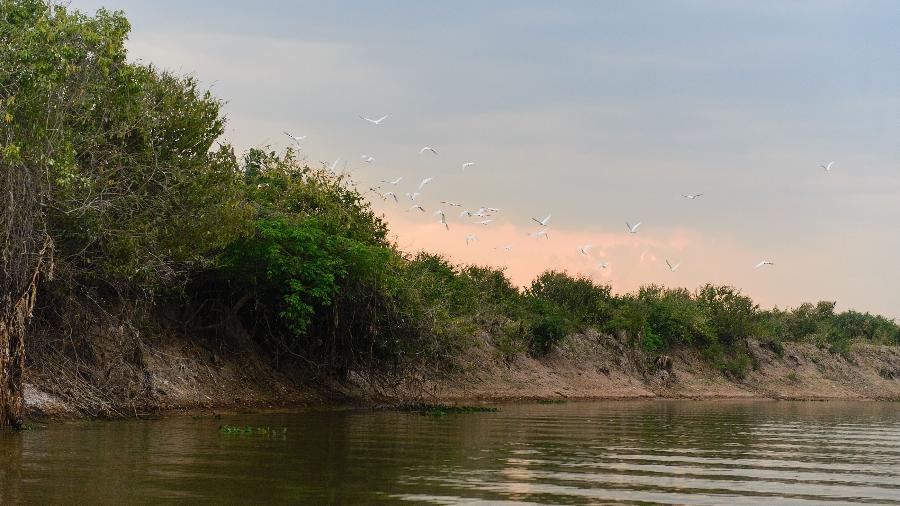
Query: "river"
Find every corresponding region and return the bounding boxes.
[2,400,899,504]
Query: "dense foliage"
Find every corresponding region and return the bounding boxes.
[4,0,899,406]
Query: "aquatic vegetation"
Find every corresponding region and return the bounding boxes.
[401,404,500,416]
[218,425,287,435]
[537,399,567,404]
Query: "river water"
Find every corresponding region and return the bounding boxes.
[2,400,899,504]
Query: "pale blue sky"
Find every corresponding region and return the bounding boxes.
[71,0,900,316]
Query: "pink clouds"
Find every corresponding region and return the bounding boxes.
[380,206,702,294]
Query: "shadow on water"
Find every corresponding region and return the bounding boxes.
[2,400,900,504]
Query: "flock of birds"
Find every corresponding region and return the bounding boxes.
[282,114,839,280]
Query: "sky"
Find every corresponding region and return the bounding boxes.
[70,0,900,317]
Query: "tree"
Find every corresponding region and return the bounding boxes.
[0,1,247,426]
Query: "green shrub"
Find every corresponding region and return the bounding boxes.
[722,352,751,380]
[695,285,757,345]
[528,271,613,328]
[526,298,573,356]
[495,322,529,362]
[638,285,712,348]
[761,338,785,357]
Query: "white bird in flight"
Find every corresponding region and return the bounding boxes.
[360,114,389,125]
[626,222,642,234]
[283,131,306,145]
[361,155,374,163]
[440,201,462,207]
[475,219,493,226]
[462,162,474,171]
[820,161,834,172]
[532,214,552,227]
[417,177,433,191]
[405,192,421,201]
[434,210,449,230]
[530,229,550,240]
[579,244,593,256]
[682,193,703,200]
[329,158,340,171]
[382,191,398,203]
[666,259,681,272]
[754,260,775,269]
[381,176,403,185]
[465,233,478,245]
[597,261,609,269]
[419,146,438,155]
[409,204,426,213]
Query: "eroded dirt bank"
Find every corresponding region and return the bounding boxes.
[23,325,900,420]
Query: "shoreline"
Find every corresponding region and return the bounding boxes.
[23,330,900,423]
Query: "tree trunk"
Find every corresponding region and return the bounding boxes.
[0,245,46,429]
[0,307,27,429]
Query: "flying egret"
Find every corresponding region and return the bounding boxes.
[597,261,609,269]
[465,233,478,245]
[460,209,473,218]
[626,222,642,234]
[530,229,550,240]
[666,259,681,272]
[440,201,462,207]
[462,162,474,170]
[418,177,433,191]
[382,191,398,203]
[409,204,426,213]
[682,193,703,200]
[328,158,340,171]
[361,155,374,163]
[820,162,833,172]
[475,219,493,226]
[283,131,306,145]
[419,146,438,155]
[405,192,421,201]
[360,114,389,125]
[532,214,552,227]
[434,210,449,230]
[381,176,403,185]
[579,244,593,256]
[754,260,775,269]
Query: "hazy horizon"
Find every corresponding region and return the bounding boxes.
[70,0,900,317]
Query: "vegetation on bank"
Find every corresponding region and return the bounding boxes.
[1,1,898,425]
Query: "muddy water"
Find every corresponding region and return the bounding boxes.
[2,401,900,504]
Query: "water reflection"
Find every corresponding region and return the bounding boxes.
[2,401,899,504]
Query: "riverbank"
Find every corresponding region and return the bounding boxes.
[23,325,900,422]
